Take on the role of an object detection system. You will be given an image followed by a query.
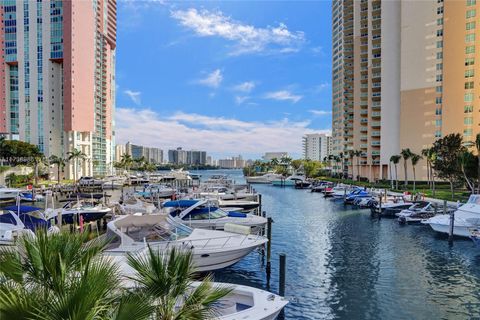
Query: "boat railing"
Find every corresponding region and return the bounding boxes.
[172,233,264,250]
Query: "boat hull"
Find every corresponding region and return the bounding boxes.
[428,222,472,238]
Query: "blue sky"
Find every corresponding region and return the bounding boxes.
[115,0,332,159]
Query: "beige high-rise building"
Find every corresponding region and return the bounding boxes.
[332,0,480,181]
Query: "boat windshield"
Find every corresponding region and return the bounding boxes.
[186,209,227,220]
[467,195,480,205]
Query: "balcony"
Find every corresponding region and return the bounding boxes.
[371,111,381,117]
[372,131,381,137]
[371,141,381,146]
[360,118,369,124]
[360,126,368,132]
[372,151,381,156]
[360,110,368,115]
[360,144,368,149]
[360,135,368,140]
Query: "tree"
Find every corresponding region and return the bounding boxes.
[67,148,87,182]
[0,140,42,166]
[431,133,466,199]
[126,247,232,320]
[49,155,66,184]
[270,158,279,167]
[29,151,45,186]
[280,156,292,167]
[390,155,401,190]
[354,150,362,181]
[291,159,303,171]
[120,154,134,173]
[400,148,412,187]
[458,150,477,193]
[410,153,422,192]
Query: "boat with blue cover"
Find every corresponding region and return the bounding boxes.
[344,189,371,204]
[163,199,267,231]
[0,205,53,244]
[59,199,111,224]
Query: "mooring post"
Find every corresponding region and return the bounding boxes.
[257,194,262,216]
[266,217,273,285]
[434,203,438,216]
[447,200,454,244]
[279,253,286,297]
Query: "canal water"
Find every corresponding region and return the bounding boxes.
[198,170,480,320]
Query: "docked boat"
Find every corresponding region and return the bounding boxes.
[246,173,283,184]
[423,195,480,238]
[102,175,126,189]
[272,174,307,187]
[18,191,44,202]
[59,199,111,224]
[78,176,104,187]
[217,199,260,212]
[0,185,21,201]
[105,214,268,272]
[396,201,436,224]
[329,185,351,199]
[344,189,371,204]
[195,186,253,200]
[311,181,332,193]
[136,184,176,199]
[369,196,413,216]
[0,205,52,245]
[164,199,267,231]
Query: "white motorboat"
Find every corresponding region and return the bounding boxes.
[217,199,260,212]
[246,173,283,184]
[102,175,126,189]
[0,185,21,200]
[164,199,267,231]
[118,196,157,214]
[423,195,480,238]
[271,174,307,187]
[329,186,349,198]
[118,268,288,320]
[78,176,104,187]
[396,201,436,224]
[105,214,268,272]
[195,186,254,200]
[137,184,176,199]
[58,199,111,224]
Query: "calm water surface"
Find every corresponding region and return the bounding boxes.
[197,170,480,320]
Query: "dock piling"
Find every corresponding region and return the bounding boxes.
[279,253,286,297]
[266,217,272,285]
[447,200,454,244]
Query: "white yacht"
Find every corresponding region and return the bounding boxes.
[0,185,21,200]
[423,195,480,237]
[246,173,283,184]
[105,214,268,272]
[118,271,288,320]
[102,175,126,189]
[165,199,267,231]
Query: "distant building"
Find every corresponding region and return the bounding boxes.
[115,144,126,162]
[206,156,213,166]
[218,155,246,169]
[168,147,207,165]
[303,134,331,161]
[125,142,163,163]
[262,152,289,162]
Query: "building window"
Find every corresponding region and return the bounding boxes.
[437,41,443,48]
[436,119,442,126]
[437,52,443,59]
[465,105,474,113]
[435,108,442,115]
[435,130,442,138]
[437,18,444,25]
[466,9,476,18]
[466,21,476,30]
[466,33,476,42]
[464,117,473,125]
[465,81,474,89]
[436,63,443,70]
[467,0,476,5]
[437,29,443,37]
[436,74,443,82]
[436,97,443,104]
[436,86,443,93]
[465,69,475,78]
[466,46,475,54]
[465,93,474,102]
[464,128,473,136]
[437,6,444,14]
[465,58,475,66]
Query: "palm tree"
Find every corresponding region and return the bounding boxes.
[390,155,401,190]
[67,148,87,182]
[29,151,45,186]
[410,153,422,192]
[421,148,431,188]
[270,158,279,167]
[120,154,134,173]
[354,150,362,181]
[400,148,412,188]
[49,155,66,184]
[126,247,232,320]
[280,156,292,167]
[0,231,149,320]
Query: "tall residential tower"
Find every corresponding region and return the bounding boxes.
[332,0,479,181]
[0,0,116,178]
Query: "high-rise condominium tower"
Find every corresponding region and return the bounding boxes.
[332,0,479,181]
[0,0,116,178]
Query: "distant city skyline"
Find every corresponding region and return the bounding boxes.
[114,1,332,159]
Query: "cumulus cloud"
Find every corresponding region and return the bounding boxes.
[196,69,223,88]
[171,8,305,55]
[309,109,332,116]
[264,90,302,103]
[233,81,255,93]
[124,90,141,105]
[115,108,329,156]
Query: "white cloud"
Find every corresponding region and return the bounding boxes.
[264,90,302,103]
[233,81,255,93]
[235,96,250,105]
[171,8,305,55]
[309,109,332,116]
[124,90,141,105]
[196,69,223,88]
[115,108,329,156]
[315,82,330,92]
